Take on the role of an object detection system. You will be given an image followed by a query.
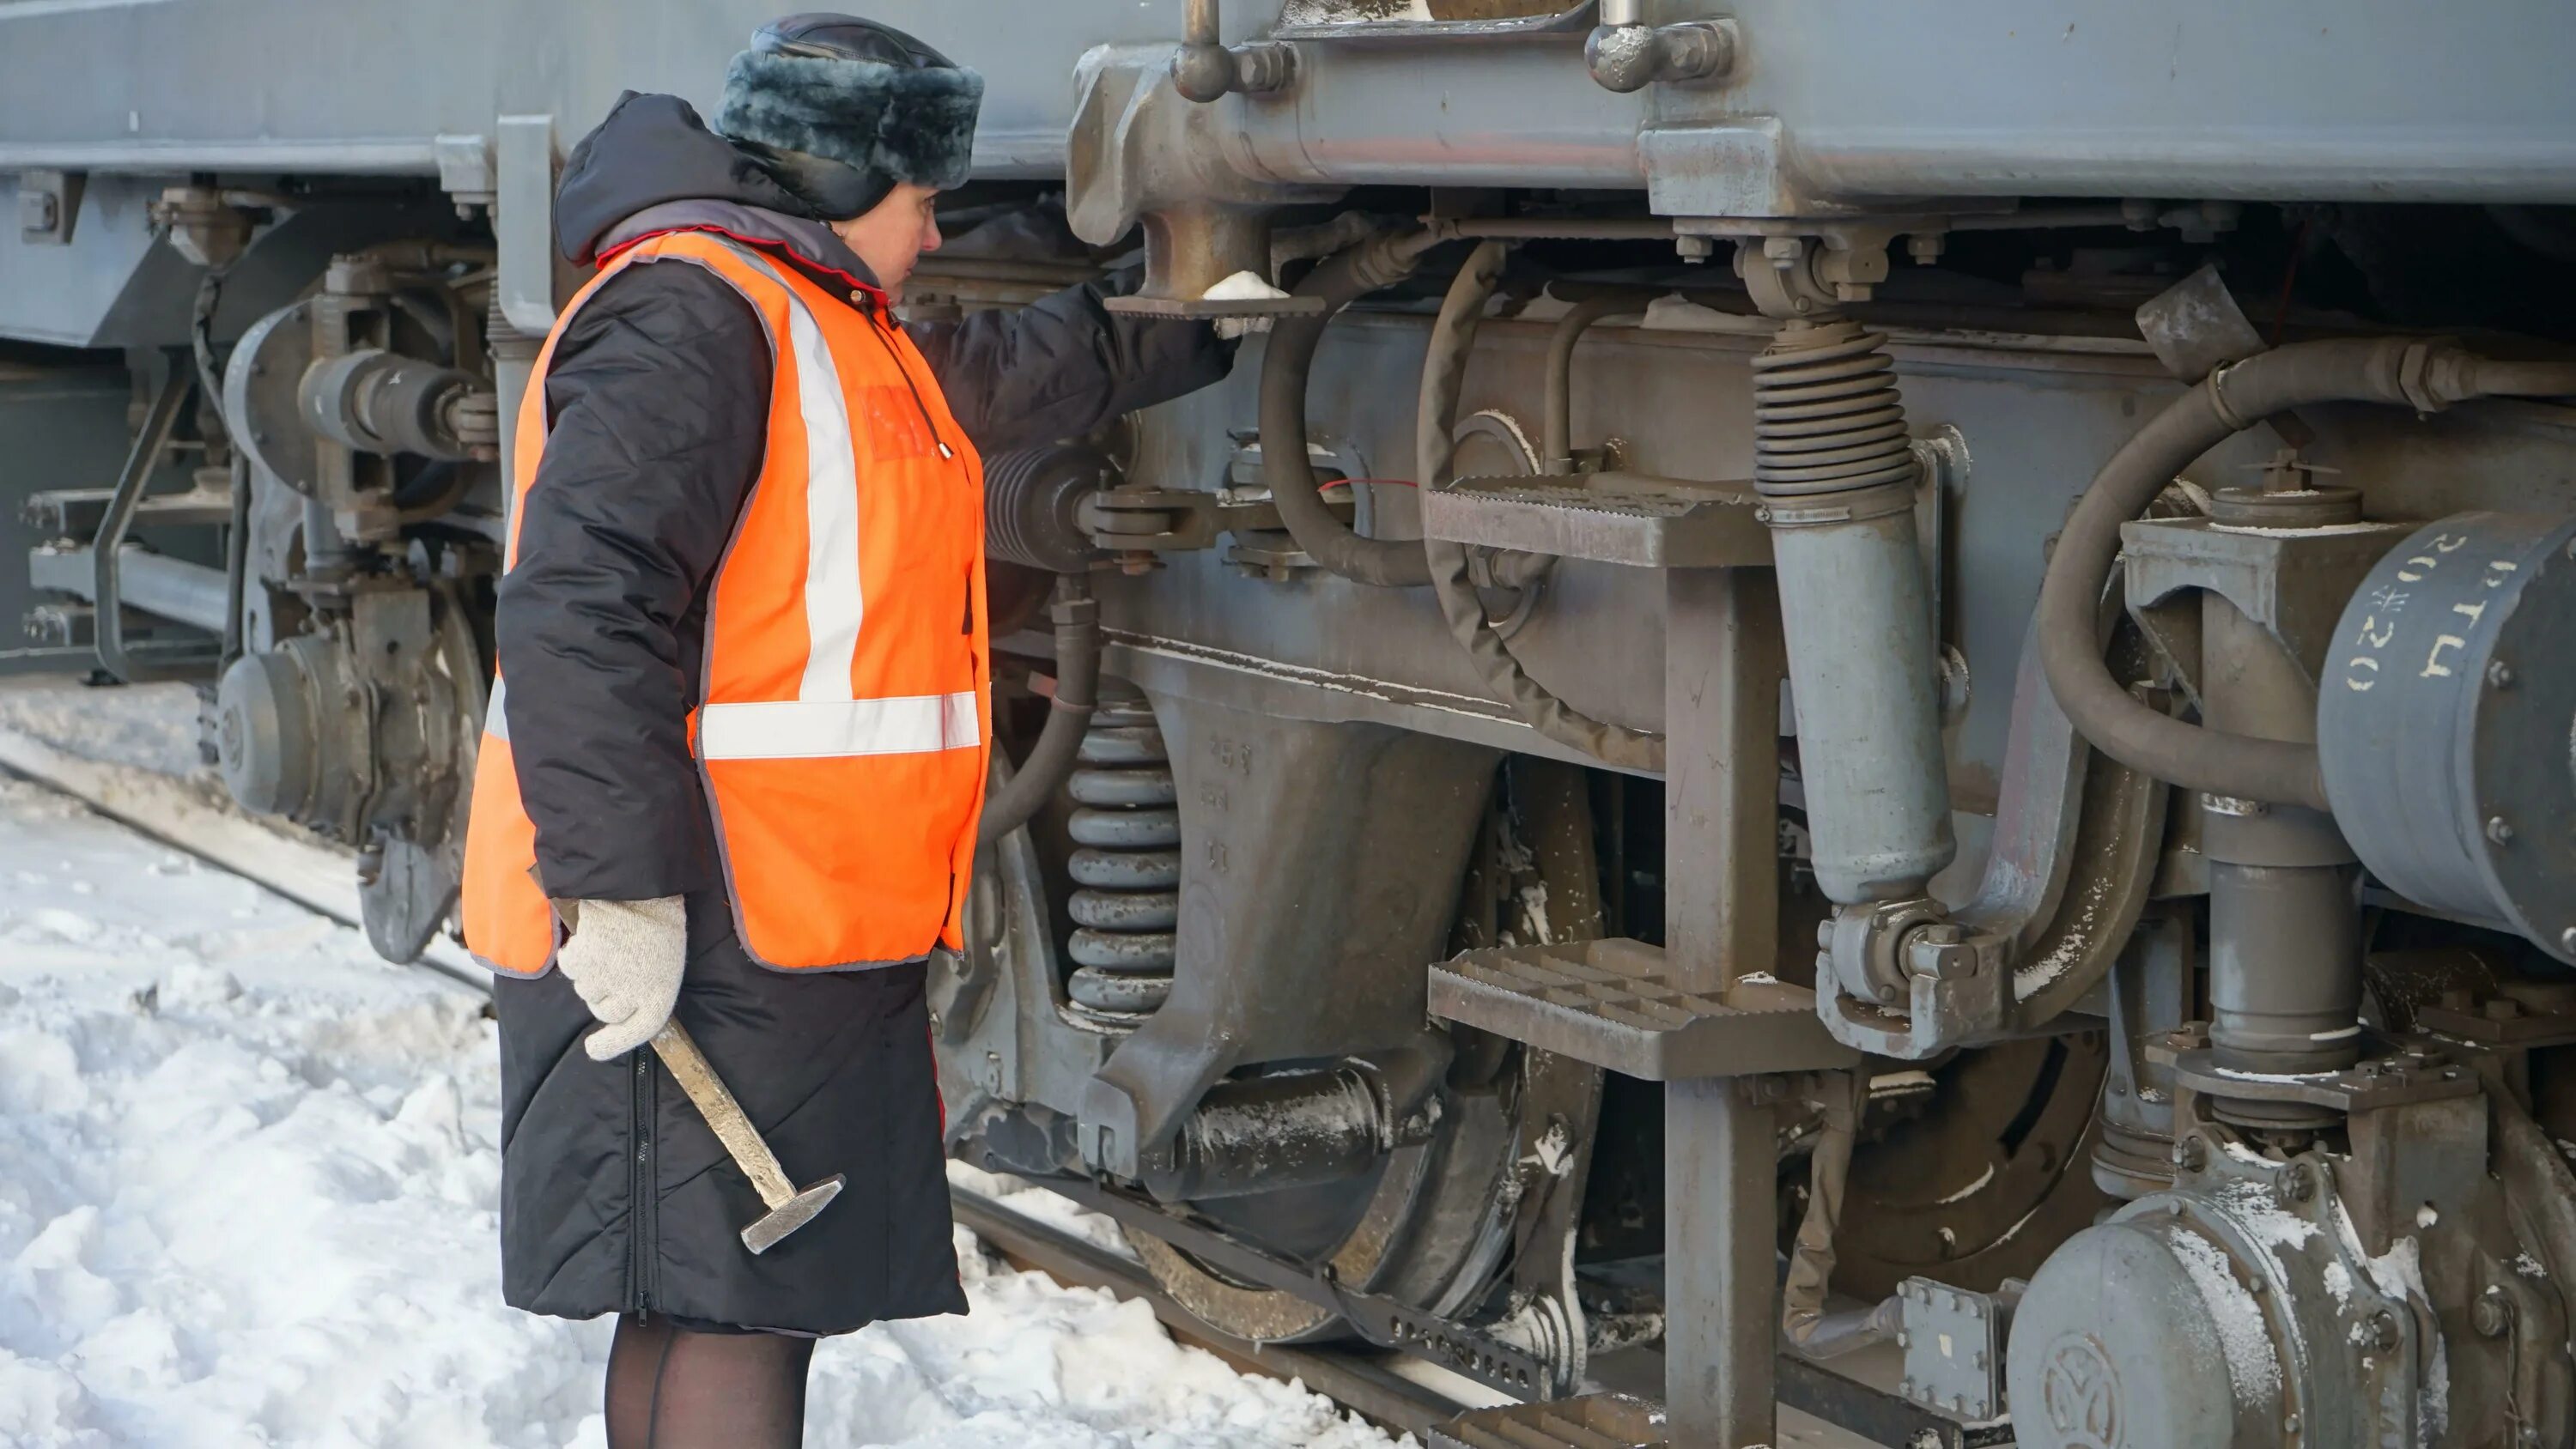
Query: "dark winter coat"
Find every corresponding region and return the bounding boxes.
[491,91,1231,1334]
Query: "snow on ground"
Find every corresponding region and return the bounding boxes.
[0,679,1404,1448]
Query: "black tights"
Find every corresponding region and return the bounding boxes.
[605,1313,817,1449]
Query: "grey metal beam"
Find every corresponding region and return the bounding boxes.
[27,544,227,634]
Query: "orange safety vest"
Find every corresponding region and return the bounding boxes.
[460,229,989,973]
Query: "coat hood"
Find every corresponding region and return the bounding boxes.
[556,90,874,285]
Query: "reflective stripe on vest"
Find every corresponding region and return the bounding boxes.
[460,228,991,975]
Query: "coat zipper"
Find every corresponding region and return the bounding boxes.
[858,298,957,462]
[629,1052,654,1313]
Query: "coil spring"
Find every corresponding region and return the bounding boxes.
[1063,701,1180,1030]
[1748,318,1917,498]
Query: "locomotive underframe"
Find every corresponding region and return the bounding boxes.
[11,5,2576,1448]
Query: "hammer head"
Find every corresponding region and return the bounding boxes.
[739,1174,845,1255]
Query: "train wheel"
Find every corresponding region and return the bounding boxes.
[1827,1033,2110,1298]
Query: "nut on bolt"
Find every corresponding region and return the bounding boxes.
[2366,1309,2403,1351]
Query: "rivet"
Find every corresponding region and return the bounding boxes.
[2560,926,2576,955]
[2285,1413,2302,1434]
[2487,815,2515,845]
[2488,660,2517,688]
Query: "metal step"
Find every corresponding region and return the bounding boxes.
[1428,937,1856,1081]
[23,485,234,536]
[1419,472,1771,569]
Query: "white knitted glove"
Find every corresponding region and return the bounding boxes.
[556,895,688,1061]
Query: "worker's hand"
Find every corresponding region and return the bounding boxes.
[556,895,689,1061]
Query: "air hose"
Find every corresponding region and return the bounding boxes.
[2034,339,2576,811]
[1419,240,1664,772]
[1261,229,1451,587]
[979,574,1101,841]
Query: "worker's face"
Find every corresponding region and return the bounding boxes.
[832,182,943,300]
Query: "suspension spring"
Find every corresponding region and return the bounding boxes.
[1064,700,1180,1031]
[1749,317,1917,498]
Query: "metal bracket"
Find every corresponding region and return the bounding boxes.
[432,133,495,209]
[495,115,560,337]
[2122,514,2411,691]
[16,167,83,245]
[2172,1041,2483,1114]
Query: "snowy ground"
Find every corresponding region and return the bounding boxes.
[0,679,1406,1449]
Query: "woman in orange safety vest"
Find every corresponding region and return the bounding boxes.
[460,16,1231,1445]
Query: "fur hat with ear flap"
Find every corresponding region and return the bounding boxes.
[714,13,984,221]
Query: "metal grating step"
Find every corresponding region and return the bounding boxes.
[1428,937,1855,1081]
[1419,473,1771,569]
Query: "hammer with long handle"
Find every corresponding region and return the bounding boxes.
[551,893,844,1255]
[647,1018,846,1255]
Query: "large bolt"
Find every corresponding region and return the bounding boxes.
[2281,1161,2320,1204]
[2473,1290,2512,1338]
[2367,1310,2403,1350]
[2177,1137,2210,1173]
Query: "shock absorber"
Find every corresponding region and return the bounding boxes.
[1735,238,1960,1023]
[1063,696,1181,1031]
[1751,314,1954,911]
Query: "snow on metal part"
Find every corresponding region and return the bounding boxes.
[2165,1228,2280,1399]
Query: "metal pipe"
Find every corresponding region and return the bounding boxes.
[980,578,1101,842]
[1443,217,1676,241]
[1543,294,1644,474]
[2033,337,2576,812]
[28,547,231,634]
[1259,229,1446,588]
[2207,861,2361,1078]
[1781,1070,1901,1359]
